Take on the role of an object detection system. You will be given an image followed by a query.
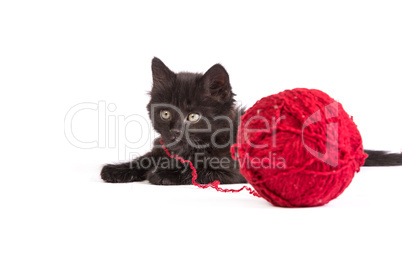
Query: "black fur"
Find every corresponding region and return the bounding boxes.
[101,57,246,185]
[364,150,402,166]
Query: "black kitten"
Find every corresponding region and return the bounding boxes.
[101,57,246,185]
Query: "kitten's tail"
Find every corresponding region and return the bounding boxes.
[363,150,402,166]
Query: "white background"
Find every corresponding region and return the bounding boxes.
[1,1,402,267]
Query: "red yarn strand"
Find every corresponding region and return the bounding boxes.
[159,139,261,198]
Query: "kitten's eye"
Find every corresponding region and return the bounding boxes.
[160,110,171,120]
[187,113,201,123]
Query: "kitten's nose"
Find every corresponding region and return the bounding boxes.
[170,129,181,140]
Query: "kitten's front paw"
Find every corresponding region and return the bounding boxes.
[101,164,143,183]
[147,170,186,185]
[101,164,130,183]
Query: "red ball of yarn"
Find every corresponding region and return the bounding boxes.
[233,88,367,207]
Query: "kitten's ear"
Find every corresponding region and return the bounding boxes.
[202,64,232,102]
[151,57,175,88]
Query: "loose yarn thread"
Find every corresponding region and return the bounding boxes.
[159,139,261,197]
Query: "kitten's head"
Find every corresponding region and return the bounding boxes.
[147,57,237,152]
